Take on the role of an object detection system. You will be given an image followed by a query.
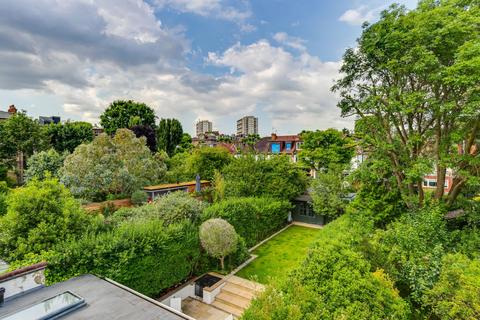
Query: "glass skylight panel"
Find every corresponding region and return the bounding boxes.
[1,291,85,320]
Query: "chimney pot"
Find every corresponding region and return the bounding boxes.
[7,105,17,114]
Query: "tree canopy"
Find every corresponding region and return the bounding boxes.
[200,218,238,270]
[60,129,166,201]
[157,118,184,156]
[332,0,480,207]
[299,128,354,171]
[100,100,156,135]
[24,149,66,182]
[45,121,94,153]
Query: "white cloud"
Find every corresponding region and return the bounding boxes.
[339,5,378,26]
[0,0,351,135]
[273,32,306,51]
[154,0,252,25]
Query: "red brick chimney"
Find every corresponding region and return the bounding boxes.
[271,133,277,141]
[7,105,17,114]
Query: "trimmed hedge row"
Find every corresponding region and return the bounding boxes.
[202,197,292,248]
[46,220,202,297]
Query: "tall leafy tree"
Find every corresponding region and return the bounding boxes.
[130,124,157,152]
[299,128,355,171]
[60,129,166,201]
[157,118,184,156]
[24,149,66,182]
[0,112,47,184]
[45,121,94,153]
[187,146,232,181]
[332,1,480,207]
[100,100,156,135]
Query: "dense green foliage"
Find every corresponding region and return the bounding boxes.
[100,100,156,135]
[200,218,238,270]
[130,125,157,152]
[187,147,232,181]
[0,112,47,184]
[222,155,308,201]
[333,0,480,206]
[0,181,9,216]
[47,220,201,297]
[157,118,184,156]
[424,253,480,319]
[368,206,451,305]
[45,122,94,153]
[111,191,207,226]
[299,128,354,171]
[24,149,66,182]
[0,178,95,261]
[60,129,166,201]
[203,197,291,247]
[242,214,410,320]
[130,190,148,205]
[310,167,349,217]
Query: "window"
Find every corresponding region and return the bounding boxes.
[285,142,292,151]
[271,143,281,153]
[296,142,303,150]
[2,291,85,320]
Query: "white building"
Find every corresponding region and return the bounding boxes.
[236,116,258,136]
[196,120,213,137]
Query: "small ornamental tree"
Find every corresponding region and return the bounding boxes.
[200,218,238,270]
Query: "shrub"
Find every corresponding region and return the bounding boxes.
[222,155,308,201]
[202,197,292,247]
[0,178,97,261]
[110,191,207,226]
[0,181,8,216]
[24,149,66,182]
[243,214,409,320]
[200,218,238,270]
[368,206,451,304]
[131,190,148,205]
[424,253,480,320]
[47,220,201,297]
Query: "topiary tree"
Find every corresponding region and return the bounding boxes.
[200,218,238,270]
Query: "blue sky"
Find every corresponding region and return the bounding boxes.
[0,0,417,136]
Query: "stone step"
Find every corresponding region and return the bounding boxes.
[216,291,251,309]
[227,276,265,292]
[212,300,244,317]
[222,283,256,300]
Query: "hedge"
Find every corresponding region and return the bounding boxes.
[46,220,201,297]
[202,197,291,248]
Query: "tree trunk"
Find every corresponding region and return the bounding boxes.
[447,177,466,206]
[16,151,24,185]
[418,181,424,206]
[434,165,446,200]
[220,256,225,270]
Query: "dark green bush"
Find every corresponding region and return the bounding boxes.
[131,190,148,205]
[202,197,292,247]
[0,181,8,216]
[47,220,201,297]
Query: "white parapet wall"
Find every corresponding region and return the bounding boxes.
[0,262,47,300]
[160,284,195,306]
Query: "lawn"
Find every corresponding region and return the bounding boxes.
[236,225,322,284]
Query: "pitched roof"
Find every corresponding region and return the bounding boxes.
[0,110,11,119]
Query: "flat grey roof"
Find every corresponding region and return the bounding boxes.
[0,274,187,320]
[0,111,11,119]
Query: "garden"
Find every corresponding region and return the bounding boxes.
[236,225,322,284]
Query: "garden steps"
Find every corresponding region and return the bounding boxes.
[215,291,250,309]
[211,275,264,318]
[211,300,243,317]
[221,283,256,300]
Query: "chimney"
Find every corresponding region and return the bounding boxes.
[271,133,277,141]
[7,105,17,114]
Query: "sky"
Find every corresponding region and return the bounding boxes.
[0,0,417,136]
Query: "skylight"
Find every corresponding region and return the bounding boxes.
[1,291,85,320]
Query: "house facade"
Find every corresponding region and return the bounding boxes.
[255,133,303,162]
